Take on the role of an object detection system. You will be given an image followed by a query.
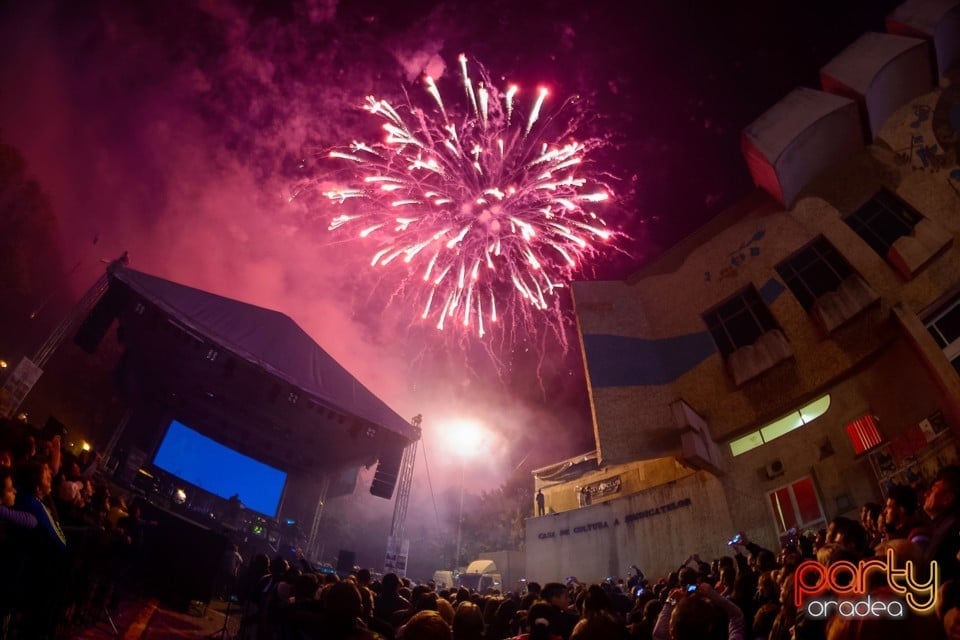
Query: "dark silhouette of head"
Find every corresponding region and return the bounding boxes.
[402,610,452,640]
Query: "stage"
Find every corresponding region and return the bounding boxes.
[71,596,237,640]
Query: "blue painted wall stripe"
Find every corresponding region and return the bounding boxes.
[582,278,785,388]
[759,278,785,305]
[583,332,717,387]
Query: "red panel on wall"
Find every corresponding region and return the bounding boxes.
[769,487,797,532]
[792,477,823,526]
[845,414,883,454]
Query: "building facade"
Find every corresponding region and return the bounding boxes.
[527,0,960,583]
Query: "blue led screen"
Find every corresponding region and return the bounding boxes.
[152,419,287,517]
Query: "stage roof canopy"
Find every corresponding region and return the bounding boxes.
[109,266,416,443]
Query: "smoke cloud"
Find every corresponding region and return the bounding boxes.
[0,1,595,509]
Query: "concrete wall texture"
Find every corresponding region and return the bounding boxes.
[526,470,733,583]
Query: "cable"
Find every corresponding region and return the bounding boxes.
[418,433,443,535]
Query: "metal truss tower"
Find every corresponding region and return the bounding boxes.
[389,414,422,540]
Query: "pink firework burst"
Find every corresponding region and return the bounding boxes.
[319,54,620,345]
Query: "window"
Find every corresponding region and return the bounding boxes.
[926,292,960,377]
[768,476,825,534]
[704,287,779,358]
[729,395,831,456]
[775,237,853,311]
[730,432,764,457]
[844,189,922,258]
[845,414,883,455]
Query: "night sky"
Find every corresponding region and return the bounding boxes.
[0,0,902,492]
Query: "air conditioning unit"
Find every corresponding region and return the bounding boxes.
[765,459,785,479]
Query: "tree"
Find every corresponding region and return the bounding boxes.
[0,141,66,353]
[456,465,533,560]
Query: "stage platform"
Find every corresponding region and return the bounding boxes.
[70,596,236,640]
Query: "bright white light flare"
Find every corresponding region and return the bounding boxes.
[440,417,490,459]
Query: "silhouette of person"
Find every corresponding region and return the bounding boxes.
[225,493,242,528]
[536,489,545,516]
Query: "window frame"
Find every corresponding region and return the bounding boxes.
[729,395,831,456]
[843,189,922,258]
[775,236,854,311]
[925,290,960,376]
[767,475,826,535]
[703,286,779,358]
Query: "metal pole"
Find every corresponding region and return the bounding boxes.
[99,406,133,470]
[1,253,128,419]
[389,415,422,539]
[33,252,128,368]
[454,465,465,570]
[306,475,331,561]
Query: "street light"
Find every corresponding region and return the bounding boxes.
[444,418,488,571]
[456,465,466,570]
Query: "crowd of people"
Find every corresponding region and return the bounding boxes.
[0,418,149,640]
[5,413,960,640]
[230,465,960,640]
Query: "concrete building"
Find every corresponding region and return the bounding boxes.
[526,0,960,584]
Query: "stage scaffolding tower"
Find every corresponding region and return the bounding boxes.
[305,475,332,562]
[1,253,128,419]
[389,414,422,540]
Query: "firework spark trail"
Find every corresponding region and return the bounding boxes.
[314,55,620,347]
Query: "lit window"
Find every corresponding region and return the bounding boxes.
[730,432,764,457]
[729,394,831,456]
[844,189,922,258]
[760,412,805,442]
[799,395,830,423]
[704,286,779,358]
[775,237,853,311]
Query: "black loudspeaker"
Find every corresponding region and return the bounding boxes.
[137,501,227,610]
[369,444,403,500]
[336,549,356,573]
[74,283,128,353]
